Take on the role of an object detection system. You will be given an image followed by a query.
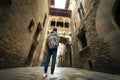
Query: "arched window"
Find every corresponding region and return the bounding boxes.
[65,19,69,28]
[50,17,56,27]
[57,17,63,27]
[51,21,55,26]
[57,21,63,27]
[65,22,69,28]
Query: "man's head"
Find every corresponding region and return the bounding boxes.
[53,28,57,32]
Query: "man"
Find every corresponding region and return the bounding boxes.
[43,28,59,78]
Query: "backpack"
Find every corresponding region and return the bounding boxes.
[47,33,59,49]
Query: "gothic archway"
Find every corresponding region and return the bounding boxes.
[112,0,120,28]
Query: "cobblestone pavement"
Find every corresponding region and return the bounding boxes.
[0,67,120,80]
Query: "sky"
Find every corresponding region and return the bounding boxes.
[55,0,66,9]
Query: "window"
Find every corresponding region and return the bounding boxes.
[78,3,85,19]
[33,22,42,42]
[34,26,40,40]
[51,21,55,26]
[57,21,63,27]
[77,25,87,48]
[28,19,34,33]
[37,22,42,31]
[80,32,87,48]
[43,13,47,27]
[65,22,69,28]
[26,44,36,65]
[75,23,76,28]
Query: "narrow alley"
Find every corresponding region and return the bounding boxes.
[0,0,120,80]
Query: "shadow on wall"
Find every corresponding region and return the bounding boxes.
[0,0,12,6]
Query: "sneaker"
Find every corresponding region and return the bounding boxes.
[50,74,54,78]
[43,73,47,77]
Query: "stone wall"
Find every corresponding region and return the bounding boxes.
[70,0,120,74]
[95,0,120,74]
[62,45,72,67]
[0,0,49,68]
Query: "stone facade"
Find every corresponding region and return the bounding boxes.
[61,0,120,74]
[0,0,49,68]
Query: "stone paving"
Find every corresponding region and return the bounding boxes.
[0,67,120,80]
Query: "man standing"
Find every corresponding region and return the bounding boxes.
[43,28,59,78]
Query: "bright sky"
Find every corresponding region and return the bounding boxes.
[55,0,66,9]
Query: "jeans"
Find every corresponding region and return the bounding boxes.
[44,48,58,74]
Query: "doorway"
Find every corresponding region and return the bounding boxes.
[26,44,36,66]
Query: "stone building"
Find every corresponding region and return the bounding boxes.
[60,0,120,74]
[0,0,49,68]
[0,0,120,74]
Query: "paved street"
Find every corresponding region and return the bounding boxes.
[0,67,120,80]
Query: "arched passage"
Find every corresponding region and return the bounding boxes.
[112,0,120,28]
[115,1,120,27]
